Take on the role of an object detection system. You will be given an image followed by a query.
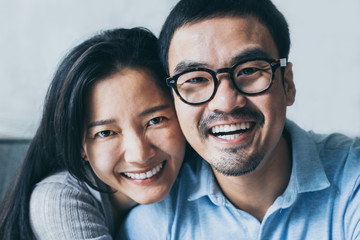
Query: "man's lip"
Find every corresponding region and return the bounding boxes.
[208,120,255,129]
[208,120,257,133]
[198,108,265,139]
[208,122,257,145]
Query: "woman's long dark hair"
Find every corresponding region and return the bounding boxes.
[0,27,168,240]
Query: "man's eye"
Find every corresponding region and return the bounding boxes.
[238,67,259,76]
[148,117,167,126]
[183,77,209,84]
[95,130,115,138]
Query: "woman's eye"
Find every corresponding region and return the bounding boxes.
[95,130,115,138]
[148,117,166,126]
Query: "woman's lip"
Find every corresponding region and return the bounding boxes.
[121,162,166,184]
[121,161,166,180]
[121,161,165,174]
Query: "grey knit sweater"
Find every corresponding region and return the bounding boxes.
[30,171,114,239]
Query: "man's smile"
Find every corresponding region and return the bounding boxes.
[209,122,255,140]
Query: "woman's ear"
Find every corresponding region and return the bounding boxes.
[81,151,88,161]
[81,141,88,161]
[283,62,296,106]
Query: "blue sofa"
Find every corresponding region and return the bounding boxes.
[0,139,30,200]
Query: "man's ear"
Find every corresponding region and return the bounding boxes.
[283,62,296,106]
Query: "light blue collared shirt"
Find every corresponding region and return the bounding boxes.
[120,119,360,240]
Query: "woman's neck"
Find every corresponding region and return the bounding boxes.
[110,191,137,227]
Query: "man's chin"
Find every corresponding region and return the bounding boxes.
[210,152,265,176]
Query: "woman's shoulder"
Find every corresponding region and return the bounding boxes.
[35,170,81,188]
[30,170,100,210]
[29,171,112,239]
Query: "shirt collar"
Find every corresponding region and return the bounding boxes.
[284,119,330,192]
[188,154,225,205]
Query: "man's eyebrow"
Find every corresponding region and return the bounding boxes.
[172,47,271,75]
[229,48,271,66]
[173,61,209,75]
[139,104,171,117]
[87,119,116,129]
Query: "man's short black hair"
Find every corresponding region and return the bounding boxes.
[159,0,290,74]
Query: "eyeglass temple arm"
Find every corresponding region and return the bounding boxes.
[279,58,287,67]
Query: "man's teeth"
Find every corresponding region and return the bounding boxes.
[218,134,241,140]
[211,122,251,135]
[123,162,164,180]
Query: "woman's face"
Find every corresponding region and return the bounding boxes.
[82,68,185,206]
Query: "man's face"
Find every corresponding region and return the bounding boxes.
[168,16,295,176]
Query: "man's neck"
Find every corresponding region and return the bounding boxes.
[213,134,292,222]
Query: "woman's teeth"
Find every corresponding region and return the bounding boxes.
[123,162,164,180]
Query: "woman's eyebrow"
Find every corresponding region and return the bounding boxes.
[86,105,170,129]
[139,104,171,117]
[87,119,116,129]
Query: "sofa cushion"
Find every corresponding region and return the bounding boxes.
[0,139,30,200]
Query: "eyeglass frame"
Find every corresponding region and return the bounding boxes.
[166,57,287,105]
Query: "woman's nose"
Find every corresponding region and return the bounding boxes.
[123,132,156,164]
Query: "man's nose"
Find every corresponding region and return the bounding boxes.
[207,73,247,113]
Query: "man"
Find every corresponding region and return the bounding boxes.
[120,0,360,239]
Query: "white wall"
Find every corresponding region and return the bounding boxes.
[274,0,360,137]
[0,0,359,138]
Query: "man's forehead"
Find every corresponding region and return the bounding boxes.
[167,16,277,73]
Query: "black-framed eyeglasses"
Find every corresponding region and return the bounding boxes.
[166,57,287,105]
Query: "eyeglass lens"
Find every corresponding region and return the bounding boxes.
[175,59,273,104]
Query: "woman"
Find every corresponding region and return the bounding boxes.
[0,27,186,239]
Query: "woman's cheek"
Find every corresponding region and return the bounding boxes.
[87,142,120,173]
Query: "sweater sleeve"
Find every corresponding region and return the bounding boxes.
[30,173,113,240]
